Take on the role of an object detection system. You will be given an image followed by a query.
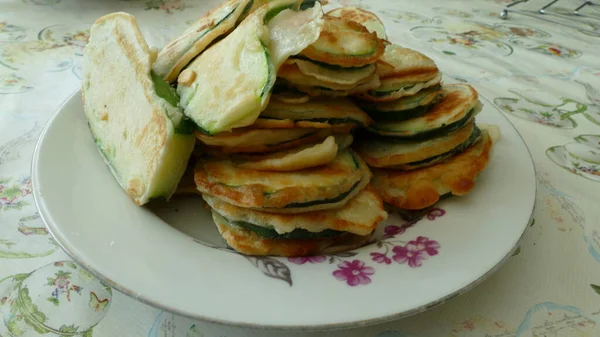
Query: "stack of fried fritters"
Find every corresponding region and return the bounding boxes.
[190,91,387,257]
[352,45,498,212]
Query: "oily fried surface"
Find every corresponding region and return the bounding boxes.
[371,130,494,210]
[300,17,386,67]
[254,96,373,129]
[194,149,371,212]
[205,185,387,236]
[375,44,439,80]
[214,213,373,256]
[356,121,475,167]
[196,128,332,153]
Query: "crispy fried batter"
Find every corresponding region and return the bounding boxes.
[371,130,494,210]
[195,128,333,153]
[214,213,374,256]
[206,185,387,236]
[356,121,475,168]
[194,149,372,213]
[300,17,386,67]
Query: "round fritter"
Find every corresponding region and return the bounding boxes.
[285,58,377,86]
[356,72,442,102]
[326,7,387,39]
[355,120,477,168]
[229,135,345,171]
[195,128,333,154]
[278,63,375,91]
[371,128,495,210]
[295,74,381,97]
[299,16,386,67]
[204,185,386,236]
[357,85,442,117]
[375,44,439,80]
[253,96,372,129]
[194,149,372,213]
[213,212,374,256]
[367,84,481,139]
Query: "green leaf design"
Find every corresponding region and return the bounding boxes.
[47,296,59,306]
[7,315,25,336]
[592,284,600,295]
[83,329,94,337]
[59,324,80,333]
[18,288,47,324]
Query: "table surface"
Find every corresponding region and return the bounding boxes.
[1,0,600,336]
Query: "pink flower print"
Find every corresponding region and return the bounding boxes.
[426,208,446,220]
[384,225,405,237]
[409,236,440,256]
[370,252,391,265]
[287,256,326,265]
[392,244,427,267]
[332,260,374,286]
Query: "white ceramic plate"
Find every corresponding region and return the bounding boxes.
[32,87,536,331]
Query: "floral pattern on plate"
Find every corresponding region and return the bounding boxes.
[218,208,449,288]
[447,315,515,336]
[493,89,587,128]
[38,24,90,57]
[432,7,473,18]
[148,311,205,337]
[0,22,27,43]
[0,261,112,336]
[546,135,600,182]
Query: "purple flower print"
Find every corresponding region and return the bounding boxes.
[392,244,428,268]
[333,260,374,286]
[370,252,392,265]
[409,236,440,256]
[384,225,405,237]
[287,256,326,265]
[426,208,446,220]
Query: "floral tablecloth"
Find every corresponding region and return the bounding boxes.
[1,0,600,336]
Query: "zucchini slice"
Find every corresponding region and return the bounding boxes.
[357,85,442,117]
[286,57,377,85]
[195,127,332,153]
[204,185,386,237]
[231,135,340,171]
[295,73,381,97]
[326,7,387,40]
[271,85,311,104]
[299,16,385,67]
[177,0,324,134]
[357,72,442,102]
[212,212,374,256]
[82,13,196,206]
[371,129,494,210]
[375,44,439,80]
[152,0,251,83]
[367,84,481,139]
[253,96,372,129]
[355,120,477,168]
[194,149,372,213]
[278,63,375,91]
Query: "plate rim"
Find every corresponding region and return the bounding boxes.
[32,88,538,331]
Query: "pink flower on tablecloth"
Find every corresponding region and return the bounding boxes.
[333,260,374,286]
[370,252,391,265]
[392,243,427,268]
[409,236,440,256]
[426,208,446,220]
[287,256,326,265]
[384,225,405,237]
